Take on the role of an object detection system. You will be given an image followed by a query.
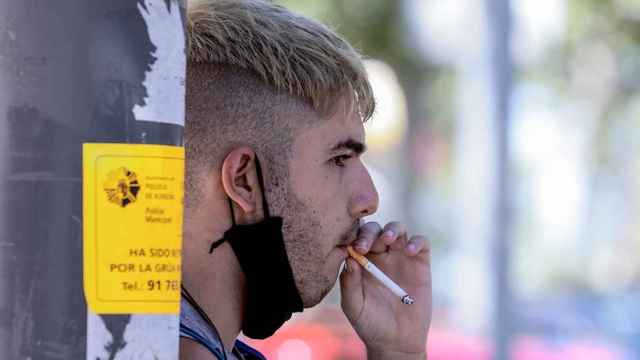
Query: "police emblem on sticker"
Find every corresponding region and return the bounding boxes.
[103,167,141,207]
[83,143,184,314]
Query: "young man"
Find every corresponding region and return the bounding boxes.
[181,1,432,359]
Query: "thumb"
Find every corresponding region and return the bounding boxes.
[340,258,364,321]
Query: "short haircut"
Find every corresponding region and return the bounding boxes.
[184,0,375,209]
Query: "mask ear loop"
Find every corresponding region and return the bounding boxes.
[208,198,235,253]
[209,154,269,253]
[181,285,230,360]
[253,155,271,219]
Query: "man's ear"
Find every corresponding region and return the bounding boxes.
[220,147,265,224]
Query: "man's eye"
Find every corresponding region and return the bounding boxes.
[332,155,351,167]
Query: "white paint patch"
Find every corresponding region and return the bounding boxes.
[87,312,180,360]
[86,311,112,360]
[134,0,186,126]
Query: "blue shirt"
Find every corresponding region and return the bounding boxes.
[180,296,266,360]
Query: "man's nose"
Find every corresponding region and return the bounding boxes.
[348,169,379,218]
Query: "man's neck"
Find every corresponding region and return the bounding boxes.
[182,219,246,352]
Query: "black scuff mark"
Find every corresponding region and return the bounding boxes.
[90,3,157,143]
[136,0,173,14]
[99,315,132,360]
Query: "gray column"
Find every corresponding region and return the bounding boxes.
[0,1,185,359]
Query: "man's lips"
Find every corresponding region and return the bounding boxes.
[338,221,361,247]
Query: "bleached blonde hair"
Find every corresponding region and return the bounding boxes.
[184,0,375,210]
[186,0,375,120]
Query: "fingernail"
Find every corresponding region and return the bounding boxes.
[356,244,367,253]
[383,230,393,238]
[408,243,417,252]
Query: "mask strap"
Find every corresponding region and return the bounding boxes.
[208,198,235,253]
[181,285,229,359]
[228,196,237,227]
[209,154,270,254]
[253,155,271,219]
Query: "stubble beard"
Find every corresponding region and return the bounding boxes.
[273,183,337,308]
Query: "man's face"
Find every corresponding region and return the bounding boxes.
[275,107,379,307]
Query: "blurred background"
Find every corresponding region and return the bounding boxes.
[242,0,640,359]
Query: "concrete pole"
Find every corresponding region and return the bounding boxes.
[0,1,185,359]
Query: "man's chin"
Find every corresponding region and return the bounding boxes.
[300,276,337,308]
[297,248,347,308]
[302,295,324,308]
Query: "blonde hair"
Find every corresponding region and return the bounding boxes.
[186,0,375,120]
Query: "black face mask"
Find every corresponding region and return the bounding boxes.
[208,156,303,339]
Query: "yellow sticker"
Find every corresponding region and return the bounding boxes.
[83,143,184,314]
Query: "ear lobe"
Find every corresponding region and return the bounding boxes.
[220,147,263,220]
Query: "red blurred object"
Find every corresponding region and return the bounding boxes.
[244,322,342,360]
[512,336,562,360]
[558,342,624,360]
[427,328,491,360]
[243,316,626,360]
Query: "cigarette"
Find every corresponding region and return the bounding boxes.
[346,246,414,305]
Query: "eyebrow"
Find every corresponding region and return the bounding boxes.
[331,138,367,155]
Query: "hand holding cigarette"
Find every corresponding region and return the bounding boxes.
[340,221,431,359]
[346,245,415,305]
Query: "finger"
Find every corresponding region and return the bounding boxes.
[367,221,405,253]
[340,258,364,321]
[405,235,429,257]
[382,221,408,251]
[353,222,382,254]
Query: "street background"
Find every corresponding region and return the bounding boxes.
[242,1,640,359]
